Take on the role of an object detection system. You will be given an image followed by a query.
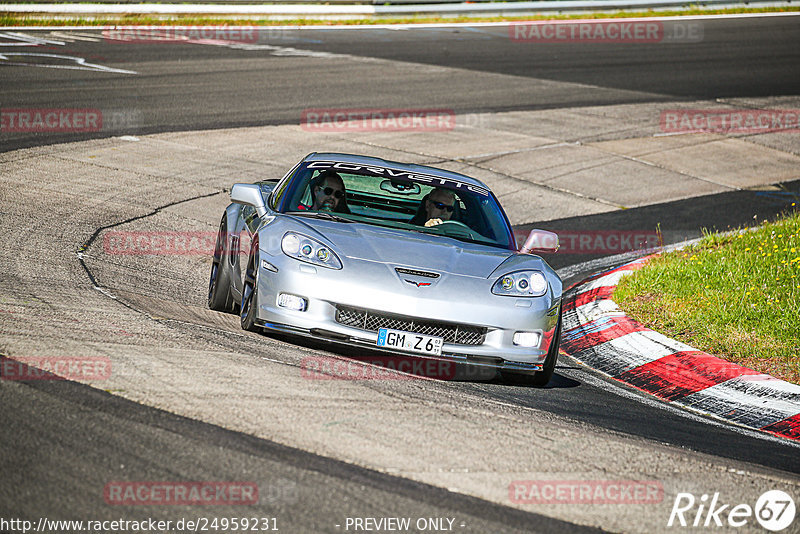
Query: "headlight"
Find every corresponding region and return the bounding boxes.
[281,232,342,269]
[492,271,548,297]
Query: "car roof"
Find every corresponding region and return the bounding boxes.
[303,152,491,191]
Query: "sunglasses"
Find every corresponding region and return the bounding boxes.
[430,200,455,212]
[319,186,345,199]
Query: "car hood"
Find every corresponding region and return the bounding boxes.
[291,218,513,278]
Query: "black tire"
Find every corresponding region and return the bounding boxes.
[240,237,261,332]
[506,314,562,387]
[208,215,237,313]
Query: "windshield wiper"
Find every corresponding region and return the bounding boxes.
[286,211,354,223]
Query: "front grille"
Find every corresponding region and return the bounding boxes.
[335,305,486,346]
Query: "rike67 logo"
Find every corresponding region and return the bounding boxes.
[668,490,795,531]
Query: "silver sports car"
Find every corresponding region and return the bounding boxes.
[208,153,562,385]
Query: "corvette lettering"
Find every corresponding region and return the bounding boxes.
[307,161,489,196]
[395,268,440,278]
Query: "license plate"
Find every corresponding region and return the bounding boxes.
[376,328,443,356]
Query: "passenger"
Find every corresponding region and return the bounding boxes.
[309,170,350,214]
[409,188,457,227]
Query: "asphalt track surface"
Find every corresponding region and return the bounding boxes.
[2,15,799,151]
[1,15,800,533]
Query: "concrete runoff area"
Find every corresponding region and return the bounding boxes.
[1,98,799,532]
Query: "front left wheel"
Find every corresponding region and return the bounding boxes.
[504,315,562,387]
[530,315,562,386]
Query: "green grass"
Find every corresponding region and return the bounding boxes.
[1,6,799,27]
[614,209,800,384]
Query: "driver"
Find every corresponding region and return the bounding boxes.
[410,188,457,227]
[309,170,350,213]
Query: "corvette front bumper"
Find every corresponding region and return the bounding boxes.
[253,253,561,371]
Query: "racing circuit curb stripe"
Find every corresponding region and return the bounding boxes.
[762,414,800,440]
[618,350,761,401]
[562,285,614,311]
[561,255,800,442]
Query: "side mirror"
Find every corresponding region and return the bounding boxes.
[519,229,559,254]
[231,184,268,218]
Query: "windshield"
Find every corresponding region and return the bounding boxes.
[276,161,515,250]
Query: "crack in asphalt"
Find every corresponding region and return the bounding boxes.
[76,188,227,290]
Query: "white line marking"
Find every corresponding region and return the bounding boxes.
[49,31,100,42]
[101,29,372,58]
[0,31,65,46]
[0,53,137,74]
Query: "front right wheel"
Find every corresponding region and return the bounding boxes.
[240,237,261,332]
[208,215,237,313]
